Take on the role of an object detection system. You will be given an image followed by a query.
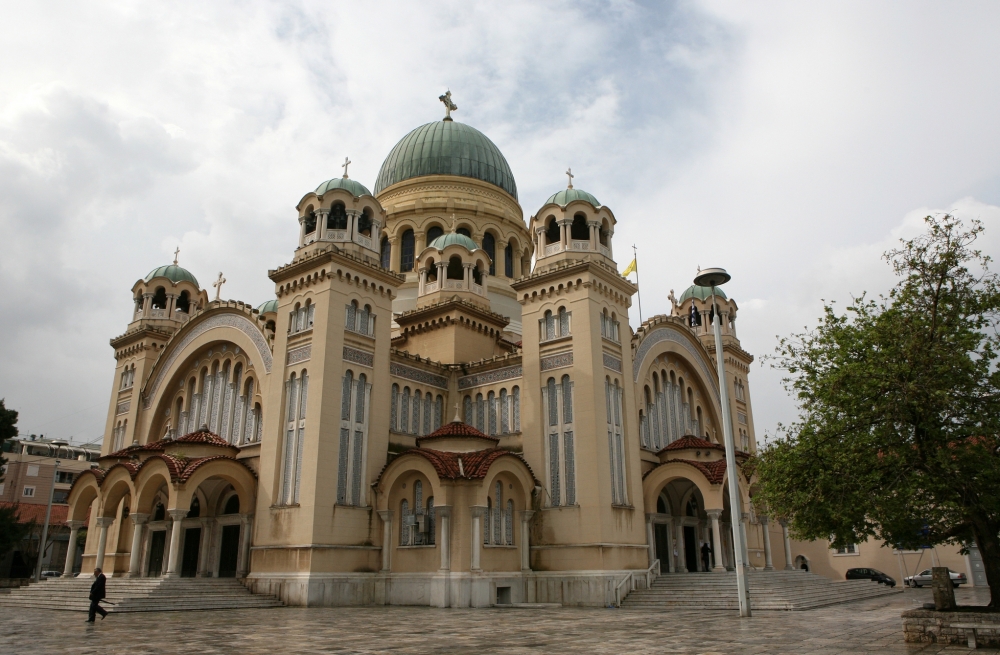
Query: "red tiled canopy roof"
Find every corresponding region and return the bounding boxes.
[172,429,234,448]
[661,436,724,452]
[376,447,538,485]
[415,421,499,446]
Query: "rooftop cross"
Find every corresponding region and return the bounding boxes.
[439,90,457,121]
[173,247,180,265]
[213,272,226,301]
[566,168,574,189]
[342,156,351,178]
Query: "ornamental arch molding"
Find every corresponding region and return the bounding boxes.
[643,462,724,511]
[633,325,720,404]
[142,311,273,411]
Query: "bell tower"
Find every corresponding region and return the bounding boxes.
[513,187,648,572]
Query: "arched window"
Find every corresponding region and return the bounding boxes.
[463,395,473,425]
[401,229,415,272]
[571,213,589,240]
[545,217,560,245]
[599,220,610,246]
[475,393,485,432]
[482,233,496,275]
[434,395,443,430]
[500,389,509,434]
[390,384,399,431]
[153,503,165,521]
[447,256,464,280]
[223,495,240,515]
[401,387,410,433]
[152,287,167,310]
[188,496,200,518]
[457,227,471,238]
[487,391,497,436]
[304,209,317,234]
[357,208,372,237]
[134,293,143,313]
[493,481,503,544]
[504,241,514,278]
[328,202,348,230]
[512,386,520,432]
[472,263,483,285]
[558,307,569,335]
[427,225,444,244]
[400,499,411,546]
[176,291,190,313]
[380,236,391,269]
[411,390,421,435]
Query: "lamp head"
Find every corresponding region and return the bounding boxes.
[693,267,731,288]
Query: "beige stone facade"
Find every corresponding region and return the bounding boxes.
[67,114,774,607]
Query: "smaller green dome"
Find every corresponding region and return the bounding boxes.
[145,264,198,287]
[545,188,600,208]
[257,299,278,314]
[315,177,372,198]
[678,284,727,303]
[428,232,479,251]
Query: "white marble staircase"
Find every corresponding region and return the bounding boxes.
[0,577,284,612]
[621,570,901,611]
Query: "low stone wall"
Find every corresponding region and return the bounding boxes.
[902,609,1000,647]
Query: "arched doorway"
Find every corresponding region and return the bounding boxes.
[658,479,710,573]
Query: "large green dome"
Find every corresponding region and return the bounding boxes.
[315,177,371,198]
[678,284,727,303]
[257,299,278,314]
[545,188,600,208]
[374,121,517,199]
[145,264,198,287]
[428,232,479,251]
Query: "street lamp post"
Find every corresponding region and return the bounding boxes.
[34,459,60,582]
[693,267,751,618]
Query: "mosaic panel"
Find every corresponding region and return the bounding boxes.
[343,346,374,369]
[603,353,623,373]
[390,362,448,389]
[287,345,312,365]
[115,401,130,415]
[540,351,573,372]
[458,365,522,390]
[145,313,273,408]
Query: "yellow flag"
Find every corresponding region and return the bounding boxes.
[622,258,637,277]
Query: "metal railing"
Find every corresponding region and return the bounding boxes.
[614,559,660,607]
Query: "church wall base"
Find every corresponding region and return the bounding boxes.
[245,570,629,608]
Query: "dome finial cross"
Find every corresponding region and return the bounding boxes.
[342,156,351,179]
[173,246,180,265]
[566,167,574,189]
[213,272,226,301]
[439,90,457,121]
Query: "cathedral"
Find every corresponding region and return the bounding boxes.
[67,98,773,608]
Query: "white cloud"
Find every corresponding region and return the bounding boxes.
[0,1,998,444]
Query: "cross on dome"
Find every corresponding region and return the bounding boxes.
[213,272,226,301]
[173,246,180,265]
[342,156,351,178]
[566,168,574,189]
[439,90,457,121]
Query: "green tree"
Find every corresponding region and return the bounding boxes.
[755,215,1000,607]
[0,399,28,564]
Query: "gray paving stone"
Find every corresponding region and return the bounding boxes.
[0,587,994,654]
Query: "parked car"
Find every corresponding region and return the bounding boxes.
[845,568,896,587]
[904,568,967,588]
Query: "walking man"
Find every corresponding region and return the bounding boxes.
[701,541,713,572]
[87,568,108,622]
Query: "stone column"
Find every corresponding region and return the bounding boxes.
[389,236,401,272]
[197,517,215,577]
[62,520,85,577]
[163,510,187,578]
[127,513,149,577]
[740,513,751,568]
[664,518,675,573]
[463,263,473,290]
[437,507,452,571]
[645,514,656,566]
[707,510,726,572]
[519,510,535,571]
[675,522,687,572]
[237,514,254,578]
[93,517,113,573]
[418,267,427,295]
[470,506,486,571]
[436,262,446,284]
[414,230,426,254]
[780,519,794,570]
[378,510,393,572]
[759,516,774,571]
[316,209,329,240]
[298,217,306,246]
[588,221,599,249]
[559,219,569,247]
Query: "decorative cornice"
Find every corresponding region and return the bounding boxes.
[343,346,374,369]
[458,365,522,390]
[390,362,448,389]
[540,351,573,372]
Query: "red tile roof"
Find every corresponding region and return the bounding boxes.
[660,436,724,452]
[642,458,752,485]
[172,430,236,449]
[377,447,537,485]
[0,501,69,525]
[415,421,499,447]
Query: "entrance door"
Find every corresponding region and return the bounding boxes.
[147,531,166,576]
[684,526,698,572]
[181,528,201,577]
[217,525,241,578]
[654,524,670,569]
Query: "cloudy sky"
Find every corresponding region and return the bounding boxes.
[1,1,999,446]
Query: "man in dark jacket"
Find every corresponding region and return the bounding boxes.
[87,568,108,622]
[701,541,713,572]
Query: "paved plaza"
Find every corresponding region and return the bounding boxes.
[0,588,994,654]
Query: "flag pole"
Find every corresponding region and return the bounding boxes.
[633,244,642,323]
